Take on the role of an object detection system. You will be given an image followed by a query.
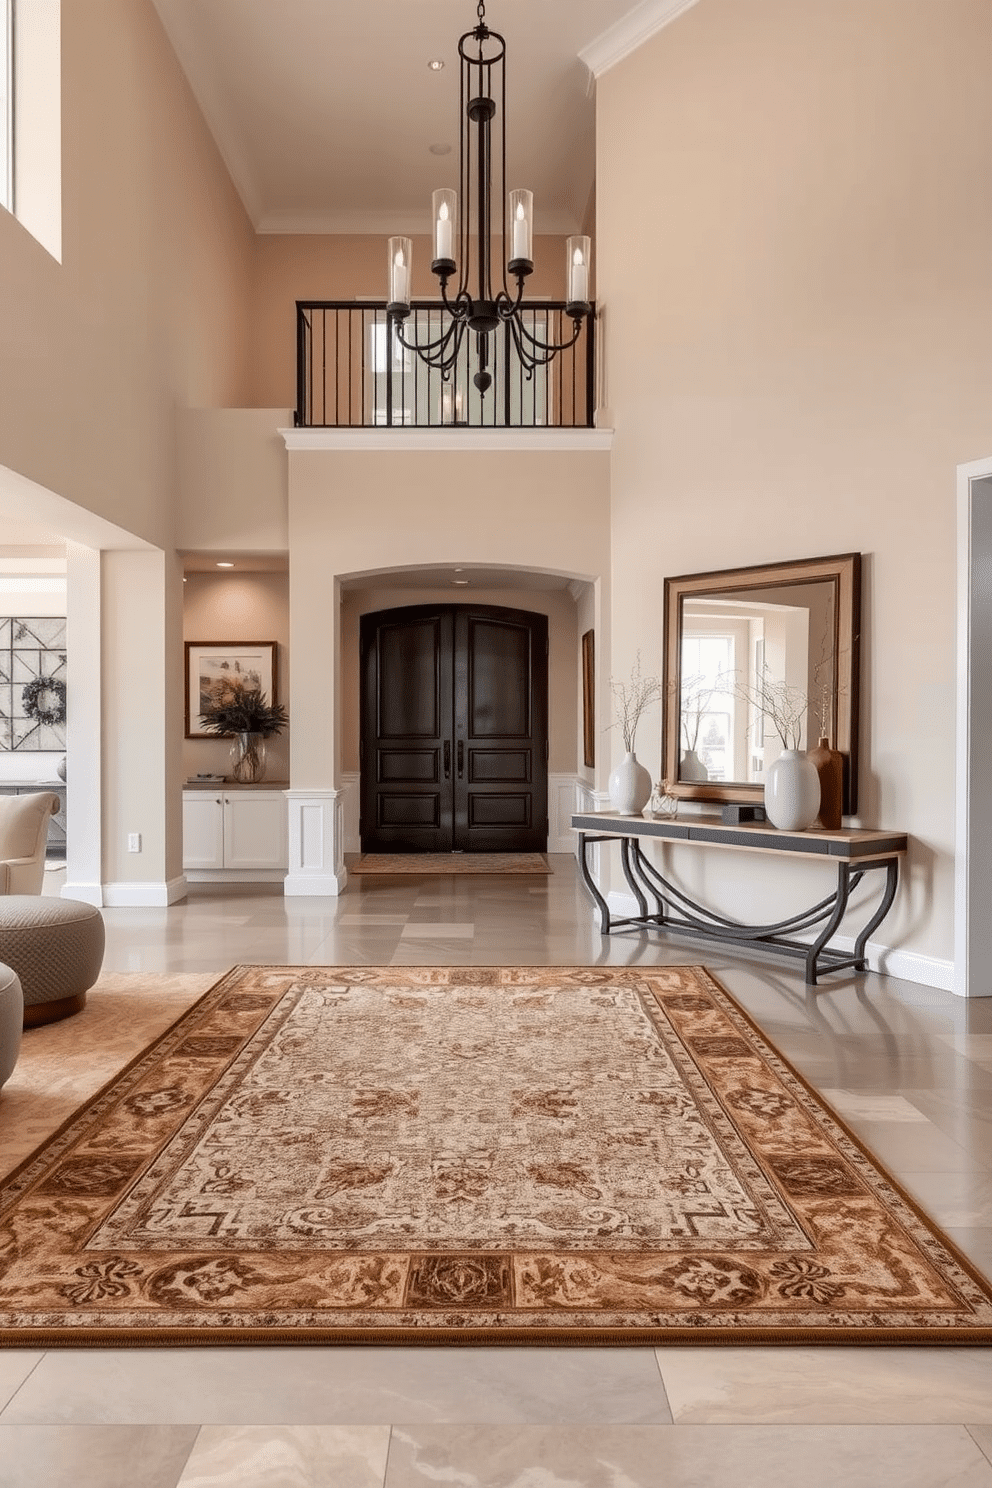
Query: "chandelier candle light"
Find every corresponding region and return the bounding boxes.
[387,1,592,396]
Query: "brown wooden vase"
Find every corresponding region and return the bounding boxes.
[809,737,844,830]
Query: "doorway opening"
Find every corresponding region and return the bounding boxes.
[360,602,549,853]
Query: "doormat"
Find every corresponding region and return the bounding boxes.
[350,853,551,875]
[2,964,991,1347]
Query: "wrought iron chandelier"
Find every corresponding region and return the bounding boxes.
[387,0,592,397]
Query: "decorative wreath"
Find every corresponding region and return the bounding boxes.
[21,675,67,727]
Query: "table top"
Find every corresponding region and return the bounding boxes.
[571,811,907,861]
[183,780,290,791]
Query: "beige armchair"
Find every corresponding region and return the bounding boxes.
[0,792,59,895]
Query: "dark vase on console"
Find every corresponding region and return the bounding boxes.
[809,737,844,830]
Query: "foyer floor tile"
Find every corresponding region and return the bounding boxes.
[174,1425,390,1488]
[0,1349,672,1426]
[400,923,475,938]
[382,1423,992,1488]
[652,1347,992,1424]
[0,1354,44,1412]
[0,1425,198,1488]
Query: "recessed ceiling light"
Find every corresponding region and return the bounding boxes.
[427,58,445,71]
[216,561,235,568]
[429,142,452,156]
[453,579,469,586]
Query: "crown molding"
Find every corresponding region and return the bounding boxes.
[580,0,702,80]
[280,429,614,453]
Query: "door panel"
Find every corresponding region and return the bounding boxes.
[378,617,443,738]
[454,607,547,852]
[361,603,548,854]
[466,618,531,738]
[361,608,454,852]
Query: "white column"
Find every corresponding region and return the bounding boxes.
[100,549,187,907]
[284,788,347,896]
[62,542,103,906]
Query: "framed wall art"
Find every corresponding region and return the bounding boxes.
[581,628,595,768]
[185,641,277,739]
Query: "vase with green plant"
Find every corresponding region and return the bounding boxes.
[201,681,289,785]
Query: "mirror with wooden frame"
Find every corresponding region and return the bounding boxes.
[662,553,861,812]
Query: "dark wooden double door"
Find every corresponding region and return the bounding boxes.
[360,604,548,854]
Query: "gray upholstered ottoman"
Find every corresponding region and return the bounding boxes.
[0,897,105,1028]
[0,962,23,1087]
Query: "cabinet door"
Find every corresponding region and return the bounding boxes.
[223,791,287,870]
[182,794,225,869]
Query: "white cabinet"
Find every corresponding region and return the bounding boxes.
[182,788,287,880]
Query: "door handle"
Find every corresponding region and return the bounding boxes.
[443,740,451,779]
[457,739,464,779]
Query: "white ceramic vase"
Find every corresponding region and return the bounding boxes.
[680,748,709,782]
[763,748,821,831]
[608,751,652,816]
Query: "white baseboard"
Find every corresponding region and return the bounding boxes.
[603,890,956,991]
[102,876,188,908]
[284,869,348,897]
[184,870,285,884]
[60,881,104,907]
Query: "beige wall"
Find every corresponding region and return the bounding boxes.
[182,571,291,784]
[0,0,254,549]
[339,585,579,776]
[287,448,611,785]
[597,0,992,964]
[177,409,292,555]
[246,234,573,410]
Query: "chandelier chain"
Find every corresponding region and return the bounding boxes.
[387,1,590,399]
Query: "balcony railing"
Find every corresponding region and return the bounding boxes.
[295,300,596,430]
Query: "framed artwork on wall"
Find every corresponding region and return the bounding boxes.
[185,641,278,739]
[581,629,595,768]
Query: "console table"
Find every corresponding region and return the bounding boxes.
[571,811,908,986]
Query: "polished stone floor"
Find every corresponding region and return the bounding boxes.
[2,856,992,1486]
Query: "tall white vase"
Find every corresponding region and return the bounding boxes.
[608,752,652,816]
[763,748,821,831]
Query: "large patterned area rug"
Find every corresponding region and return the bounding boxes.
[2,964,992,1347]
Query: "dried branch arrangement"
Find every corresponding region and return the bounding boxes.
[609,654,661,753]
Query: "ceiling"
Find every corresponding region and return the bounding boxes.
[149,0,692,236]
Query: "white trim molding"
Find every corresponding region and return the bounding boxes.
[60,880,103,908]
[341,771,361,856]
[548,774,582,854]
[580,0,702,79]
[955,454,992,997]
[280,428,613,454]
[102,876,188,908]
[184,870,285,885]
[284,789,348,896]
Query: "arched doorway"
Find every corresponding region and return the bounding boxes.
[359,602,549,853]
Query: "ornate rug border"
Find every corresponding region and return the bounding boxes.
[3,964,991,1348]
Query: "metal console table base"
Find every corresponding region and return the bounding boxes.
[572,812,907,987]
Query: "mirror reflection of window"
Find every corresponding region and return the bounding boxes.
[681,593,820,786]
[680,633,737,782]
